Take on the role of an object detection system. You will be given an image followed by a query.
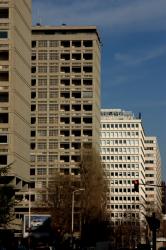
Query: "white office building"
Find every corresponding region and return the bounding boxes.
[100,109,146,225]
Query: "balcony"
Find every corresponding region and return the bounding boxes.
[72,117,81,124]
[72,41,81,47]
[71,104,81,111]
[60,143,70,150]
[61,41,70,48]
[60,130,70,137]
[83,53,93,60]
[83,79,92,86]
[72,92,81,99]
[61,79,70,86]
[60,117,70,124]
[60,155,70,163]
[83,40,93,47]
[61,53,70,60]
[72,53,81,60]
[72,79,81,86]
[71,130,81,137]
[60,92,70,99]
[71,142,81,150]
[60,104,70,111]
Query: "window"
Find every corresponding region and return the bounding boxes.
[38,143,46,149]
[50,53,59,60]
[49,104,58,111]
[49,41,59,47]
[50,78,58,86]
[0,155,7,165]
[0,31,8,39]
[0,8,9,18]
[30,169,35,176]
[61,41,70,47]
[38,40,47,47]
[49,155,58,162]
[49,66,58,73]
[49,92,58,98]
[0,92,8,102]
[49,142,58,149]
[38,117,47,124]
[38,66,47,73]
[49,130,58,136]
[38,130,47,136]
[37,155,47,162]
[38,104,47,111]
[0,51,8,61]
[38,53,47,60]
[38,78,47,86]
[32,41,36,48]
[0,113,8,123]
[37,168,47,175]
[0,135,7,143]
[83,40,93,47]
[38,91,47,98]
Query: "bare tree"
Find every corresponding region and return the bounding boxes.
[80,147,107,223]
[47,173,80,234]
[47,146,108,245]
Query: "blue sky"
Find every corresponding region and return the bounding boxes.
[33,0,166,179]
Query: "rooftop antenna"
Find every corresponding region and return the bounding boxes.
[36,8,42,26]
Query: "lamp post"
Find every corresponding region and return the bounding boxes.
[28,186,31,231]
[71,188,85,235]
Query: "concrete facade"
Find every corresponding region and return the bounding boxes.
[30,25,101,205]
[0,0,31,182]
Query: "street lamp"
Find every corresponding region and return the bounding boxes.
[28,185,31,231]
[71,188,85,235]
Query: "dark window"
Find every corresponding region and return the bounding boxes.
[0,113,8,123]
[72,41,81,47]
[61,41,70,47]
[32,41,36,48]
[0,72,9,81]
[0,51,9,60]
[31,54,36,60]
[0,92,8,102]
[0,135,7,143]
[83,40,93,47]
[31,143,36,150]
[0,155,7,165]
[30,169,35,175]
[31,105,36,111]
[0,8,9,18]
[31,79,36,86]
[31,117,36,124]
[31,67,36,73]
[31,131,36,137]
[31,92,36,99]
[0,31,8,39]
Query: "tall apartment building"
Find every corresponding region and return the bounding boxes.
[0,0,31,185]
[145,136,162,213]
[30,25,101,205]
[100,109,146,225]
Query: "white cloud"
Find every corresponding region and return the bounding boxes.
[114,45,166,65]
